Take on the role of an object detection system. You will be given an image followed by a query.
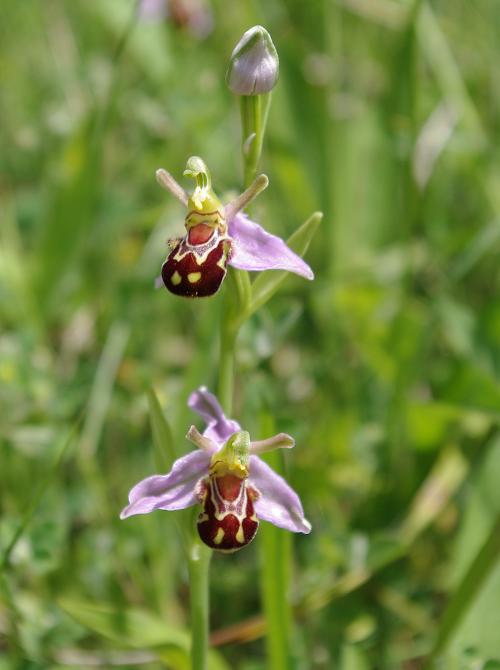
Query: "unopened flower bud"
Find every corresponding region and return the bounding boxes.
[226,25,279,96]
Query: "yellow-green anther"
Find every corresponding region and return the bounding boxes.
[210,430,250,477]
[184,156,211,190]
[183,156,223,213]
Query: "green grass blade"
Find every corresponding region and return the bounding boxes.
[79,321,130,461]
[258,415,294,670]
[1,420,80,570]
[59,599,229,670]
[148,388,176,471]
[426,515,500,666]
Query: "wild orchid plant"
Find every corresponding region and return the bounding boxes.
[121,25,321,669]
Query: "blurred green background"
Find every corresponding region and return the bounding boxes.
[2,0,500,668]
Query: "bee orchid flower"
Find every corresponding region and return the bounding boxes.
[120,387,311,553]
[155,157,313,298]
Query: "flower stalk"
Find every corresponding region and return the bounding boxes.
[218,309,238,417]
[241,93,272,188]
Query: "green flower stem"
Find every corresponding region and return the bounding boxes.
[188,540,212,670]
[218,268,249,416]
[188,260,245,670]
[218,317,237,416]
[241,93,271,187]
[241,89,294,670]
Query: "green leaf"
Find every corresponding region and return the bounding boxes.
[148,388,176,472]
[59,599,230,670]
[59,598,189,649]
[436,439,500,665]
[400,447,468,546]
[247,211,322,318]
[444,362,500,416]
[1,421,79,570]
[426,516,500,666]
[405,402,461,451]
[340,644,370,670]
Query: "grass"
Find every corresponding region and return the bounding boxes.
[1,0,500,668]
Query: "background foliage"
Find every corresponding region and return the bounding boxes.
[1,0,500,668]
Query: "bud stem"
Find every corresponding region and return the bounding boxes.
[241,92,272,188]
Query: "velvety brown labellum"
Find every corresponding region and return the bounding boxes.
[161,235,231,298]
[197,474,259,553]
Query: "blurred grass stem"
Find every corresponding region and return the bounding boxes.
[259,419,294,670]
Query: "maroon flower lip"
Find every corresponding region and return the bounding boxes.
[188,223,214,245]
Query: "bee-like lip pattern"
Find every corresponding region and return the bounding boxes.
[161,235,231,298]
[196,474,260,552]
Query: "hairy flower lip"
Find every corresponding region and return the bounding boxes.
[120,387,312,536]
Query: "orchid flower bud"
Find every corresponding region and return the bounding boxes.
[226,25,279,96]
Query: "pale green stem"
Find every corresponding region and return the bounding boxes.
[188,254,240,670]
[188,231,240,670]
[242,91,295,669]
[188,540,212,670]
[219,91,271,413]
[218,317,237,415]
[218,266,249,416]
[241,93,271,187]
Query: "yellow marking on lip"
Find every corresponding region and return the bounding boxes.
[236,524,245,544]
[213,528,225,545]
[171,271,182,286]
[187,272,202,283]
